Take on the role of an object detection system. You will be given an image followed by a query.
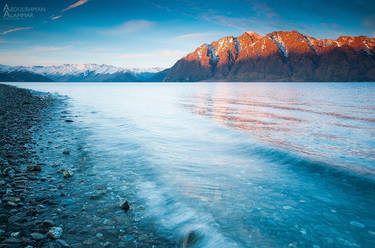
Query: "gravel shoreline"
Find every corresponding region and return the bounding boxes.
[0,84,177,248]
[0,84,56,247]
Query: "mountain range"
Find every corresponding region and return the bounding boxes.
[0,64,165,82]
[1,30,374,82]
[164,31,375,82]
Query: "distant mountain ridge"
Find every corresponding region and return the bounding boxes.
[1,31,374,82]
[164,31,375,82]
[0,64,164,82]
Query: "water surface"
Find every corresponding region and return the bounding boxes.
[10,82,375,247]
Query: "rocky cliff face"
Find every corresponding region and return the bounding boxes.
[164,31,375,82]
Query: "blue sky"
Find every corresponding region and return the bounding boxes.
[0,0,374,68]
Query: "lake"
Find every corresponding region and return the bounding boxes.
[9,82,375,248]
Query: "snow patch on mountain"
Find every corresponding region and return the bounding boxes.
[270,34,288,57]
[205,44,219,64]
[362,40,373,55]
[304,36,319,55]
[233,37,241,56]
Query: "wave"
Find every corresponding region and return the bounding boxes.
[137,181,241,248]
[232,142,375,188]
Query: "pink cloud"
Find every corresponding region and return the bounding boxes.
[51,15,62,20]
[2,27,32,35]
[61,0,89,13]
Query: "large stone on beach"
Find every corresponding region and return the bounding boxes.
[56,239,70,247]
[63,170,73,178]
[42,219,55,227]
[27,164,42,172]
[31,232,47,240]
[3,237,23,244]
[183,231,201,247]
[120,200,130,211]
[47,227,63,239]
[3,167,15,177]
[4,197,21,203]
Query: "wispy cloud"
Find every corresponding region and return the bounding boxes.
[61,0,89,12]
[250,1,278,18]
[33,45,71,52]
[0,38,24,44]
[105,20,154,35]
[201,15,253,31]
[363,15,375,31]
[201,13,306,35]
[174,32,217,39]
[2,27,32,35]
[51,15,62,20]
[119,49,186,59]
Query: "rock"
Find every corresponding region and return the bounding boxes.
[11,231,20,237]
[3,237,23,244]
[27,164,42,172]
[183,231,201,247]
[120,200,130,211]
[5,197,21,203]
[56,239,70,247]
[123,235,134,242]
[350,221,365,228]
[0,228,5,237]
[65,120,73,122]
[7,201,17,207]
[48,227,63,239]
[96,233,103,238]
[3,167,15,177]
[89,190,106,200]
[101,241,111,247]
[63,170,73,178]
[0,214,8,222]
[31,232,47,240]
[62,149,70,155]
[83,239,94,245]
[42,219,55,227]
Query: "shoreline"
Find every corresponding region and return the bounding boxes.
[0,83,56,247]
[0,84,177,248]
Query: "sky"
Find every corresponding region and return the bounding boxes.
[0,0,374,68]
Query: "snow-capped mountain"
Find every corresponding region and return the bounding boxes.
[165,30,375,82]
[26,64,164,76]
[0,64,165,82]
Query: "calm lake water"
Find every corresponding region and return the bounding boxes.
[10,82,375,247]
